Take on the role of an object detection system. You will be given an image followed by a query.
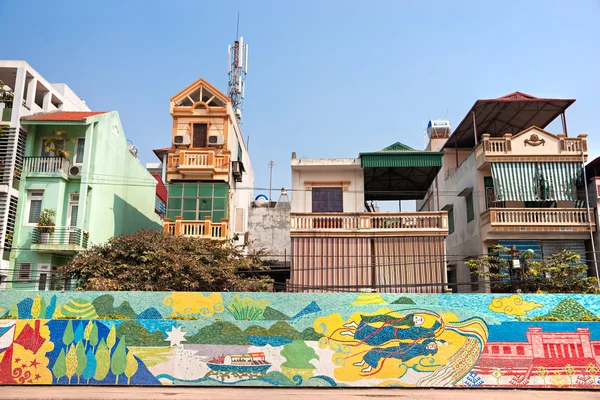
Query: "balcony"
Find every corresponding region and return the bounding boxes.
[31,227,89,254]
[24,156,70,178]
[0,100,12,122]
[163,216,228,240]
[167,150,229,180]
[480,208,595,237]
[290,212,448,237]
[475,132,588,170]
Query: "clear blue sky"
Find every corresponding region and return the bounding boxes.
[2,0,599,205]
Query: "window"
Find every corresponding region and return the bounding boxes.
[466,192,474,223]
[492,346,499,354]
[67,193,79,228]
[516,346,525,356]
[166,182,228,221]
[312,187,343,213]
[192,124,208,148]
[74,138,85,164]
[27,191,44,224]
[503,346,512,355]
[448,208,454,234]
[17,263,32,281]
[238,143,243,162]
[234,208,244,233]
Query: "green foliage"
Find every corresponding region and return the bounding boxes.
[226,295,269,320]
[522,298,600,321]
[8,303,18,318]
[467,249,600,294]
[111,336,127,383]
[116,321,166,346]
[61,229,271,291]
[38,209,56,234]
[280,340,319,370]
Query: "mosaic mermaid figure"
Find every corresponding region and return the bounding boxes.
[352,339,445,373]
[340,313,443,345]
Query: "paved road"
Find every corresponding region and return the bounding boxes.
[3,387,599,400]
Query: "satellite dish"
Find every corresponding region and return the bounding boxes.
[255,194,268,201]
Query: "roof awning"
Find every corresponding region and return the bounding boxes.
[359,142,443,201]
[445,92,575,149]
[491,162,582,202]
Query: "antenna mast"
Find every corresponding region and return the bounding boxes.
[228,14,248,122]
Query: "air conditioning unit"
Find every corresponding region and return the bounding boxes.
[232,161,244,182]
[173,134,190,145]
[69,165,82,177]
[208,134,225,146]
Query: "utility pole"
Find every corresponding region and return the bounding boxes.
[268,160,275,208]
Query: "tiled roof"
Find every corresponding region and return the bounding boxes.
[22,111,108,121]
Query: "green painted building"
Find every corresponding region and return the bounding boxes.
[6,111,162,290]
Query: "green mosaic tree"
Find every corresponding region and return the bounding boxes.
[110,336,127,384]
[75,341,87,383]
[52,349,66,384]
[89,322,99,350]
[63,320,74,346]
[124,350,138,385]
[467,247,600,294]
[94,339,110,381]
[61,229,272,291]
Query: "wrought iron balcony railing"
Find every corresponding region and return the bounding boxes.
[32,226,88,248]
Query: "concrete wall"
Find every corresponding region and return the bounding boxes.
[247,207,290,261]
[291,158,364,213]
[0,290,599,389]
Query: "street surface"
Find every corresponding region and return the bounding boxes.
[3,387,599,399]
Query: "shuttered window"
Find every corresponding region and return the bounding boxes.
[234,208,244,233]
[75,138,85,164]
[466,193,474,223]
[312,187,343,213]
[27,191,44,224]
[17,263,32,280]
[448,208,454,234]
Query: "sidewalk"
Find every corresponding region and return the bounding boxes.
[3,387,600,400]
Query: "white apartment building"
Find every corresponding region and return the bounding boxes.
[0,61,89,287]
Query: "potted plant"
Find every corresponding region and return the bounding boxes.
[38,209,56,244]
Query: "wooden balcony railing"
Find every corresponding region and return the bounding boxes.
[163,216,228,239]
[168,150,229,171]
[290,212,448,235]
[24,156,70,175]
[481,208,595,232]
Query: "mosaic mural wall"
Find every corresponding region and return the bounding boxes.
[0,291,599,388]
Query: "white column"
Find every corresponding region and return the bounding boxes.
[9,67,27,128]
[42,90,52,111]
[161,153,167,183]
[25,77,37,110]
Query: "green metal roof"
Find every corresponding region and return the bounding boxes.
[359,141,443,168]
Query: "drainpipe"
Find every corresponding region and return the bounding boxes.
[581,150,600,287]
[472,111,478,145]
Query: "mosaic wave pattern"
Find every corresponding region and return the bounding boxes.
[0,291,599,388]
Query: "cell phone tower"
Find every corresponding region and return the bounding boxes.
[228,16,248,122]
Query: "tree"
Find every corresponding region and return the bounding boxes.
[467,247,600,294]
[63,320,74,346]
[110,336,127,384]
[82,348,97,384]
[61,229,271,291]
[124,350,138,385]
[75,341,86,384]
[93,339,110,381]
[52,349,66,384]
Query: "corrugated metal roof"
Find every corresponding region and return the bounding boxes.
[22,111,108,121]
[360,153,443,168]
